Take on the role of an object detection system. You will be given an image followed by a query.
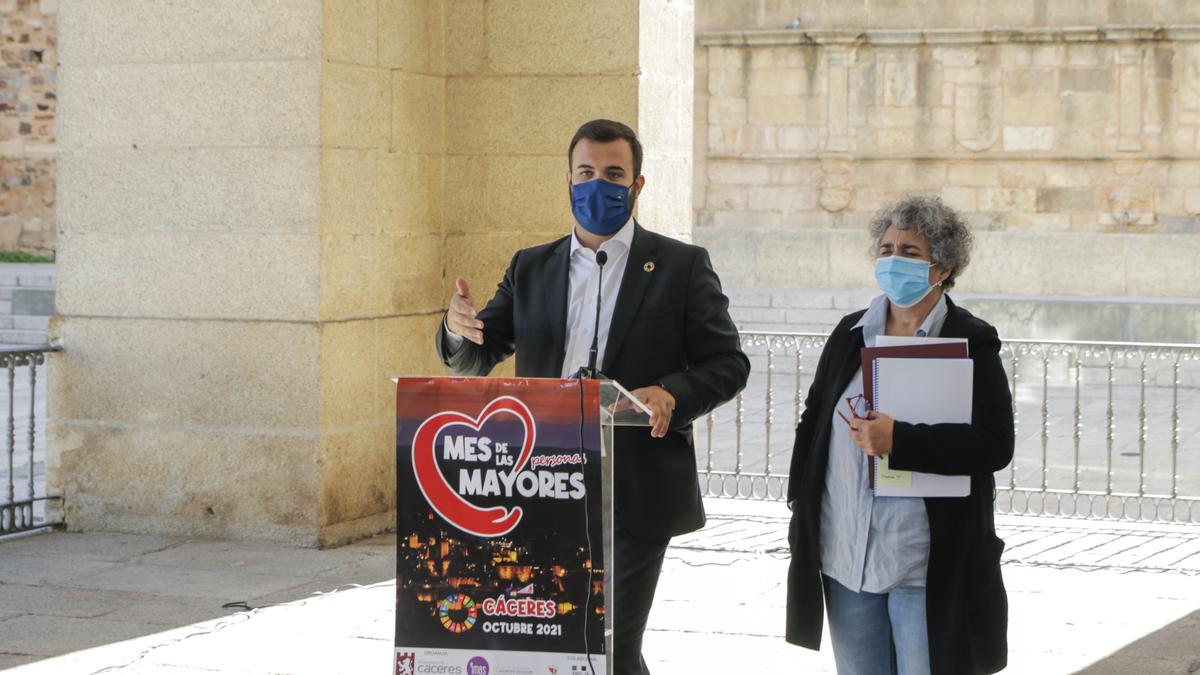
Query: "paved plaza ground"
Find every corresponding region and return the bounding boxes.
[2,498,1199,674]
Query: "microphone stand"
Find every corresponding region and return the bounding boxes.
[573,248,607,675]
[578,249,608,380]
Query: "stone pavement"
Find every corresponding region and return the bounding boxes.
[2,498,1200,674]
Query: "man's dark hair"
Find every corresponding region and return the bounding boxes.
[568,119,643,178]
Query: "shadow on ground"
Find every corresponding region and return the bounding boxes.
[1074,607,1200,674]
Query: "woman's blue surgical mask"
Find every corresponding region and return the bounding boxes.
[571,179,631,235]
[875,255,936,308]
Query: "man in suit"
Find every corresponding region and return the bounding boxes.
[436,119,750,674]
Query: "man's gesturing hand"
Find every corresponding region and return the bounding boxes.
[446,277,484,345]
[630,385,676,439]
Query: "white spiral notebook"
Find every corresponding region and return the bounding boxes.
[872,356,974,497]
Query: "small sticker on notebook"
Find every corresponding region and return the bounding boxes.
[877,457,913,488]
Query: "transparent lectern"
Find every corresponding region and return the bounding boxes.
[596,378,653,672]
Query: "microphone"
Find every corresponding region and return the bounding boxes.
[584,250,608,378]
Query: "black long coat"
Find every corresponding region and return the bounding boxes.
[785,296,1014,675]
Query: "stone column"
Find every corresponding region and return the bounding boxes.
[825,46,852,153]
[51,0,328,545]
[1116,45,1145,152]
[316,0,448,546]
[49,0,693,546]
[443,0,693,271]
[637,0,695,241]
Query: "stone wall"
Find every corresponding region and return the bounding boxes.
[51,0,694,546]
[318,0,449,545]
[52,0,328,545]
[694,3,1200,306]
[0,0,56,255]
[696,0,1200,33]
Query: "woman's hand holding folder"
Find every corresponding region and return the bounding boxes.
[836,393,896,457]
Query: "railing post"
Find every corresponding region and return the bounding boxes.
[1009,346,1020,494]
[1171,357,1180,503]
[1072,350,1082,495]
[1040,350,1049,494]
[734,390,744,477]
[5,356,14,509]
[764,341,774,478]
[24,356,36,529]
[1105,351,1115,497]
[1138,355,1148,498]
[701,410,714,499]
[794,345,804,428]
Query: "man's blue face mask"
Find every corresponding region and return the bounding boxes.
[571,178,632,236]
[875,255,935,308]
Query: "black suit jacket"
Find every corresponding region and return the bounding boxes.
[436,222,750,540]
[785,297,1013,675]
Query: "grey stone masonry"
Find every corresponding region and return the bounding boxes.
[0,263,55,346]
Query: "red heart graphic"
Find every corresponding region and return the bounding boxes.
[411,396,536,537]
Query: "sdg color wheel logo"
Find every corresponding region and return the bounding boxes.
[438,593,479,633]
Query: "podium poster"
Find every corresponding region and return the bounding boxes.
[395,377,607,675]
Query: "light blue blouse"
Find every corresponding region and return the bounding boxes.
[819,293,949,593]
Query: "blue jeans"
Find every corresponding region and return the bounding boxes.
[823,575,931,675]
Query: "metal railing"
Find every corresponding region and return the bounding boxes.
[697,332,1200,524]
[0,345,61,537]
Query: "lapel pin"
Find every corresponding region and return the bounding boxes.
[643,261,655,273]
